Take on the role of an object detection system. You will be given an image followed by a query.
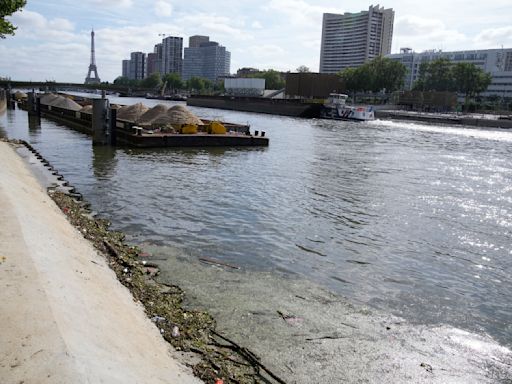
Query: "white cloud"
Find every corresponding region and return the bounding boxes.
[178,13,252,41]
[474,26,512,48]
[265,0,342,25]
[251,21,263,29]
[87,0,133,8]
[9,10,76,41]
[393,16,469,52]
[155,1,173,17]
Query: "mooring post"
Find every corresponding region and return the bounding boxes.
[36,94,41,117]
[0,89,6,114]
[92,96,110,146]
[6,86,12,109]
[27,92,36,113]
[110,107,117,145]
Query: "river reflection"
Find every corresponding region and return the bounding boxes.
[1,100,511,348]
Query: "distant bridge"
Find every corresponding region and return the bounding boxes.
[0,80,152,94]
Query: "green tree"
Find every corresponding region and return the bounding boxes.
[113,76,140,87]
[140,72,162,89]
[162,72,183,92]
[1,0,26,38]
[452,62,492,110]
[368,56,406,92]
[187,77,205,93]
[248,69,285,90]
[339,57,406,100]
[413,58,455,91]
[296,65,311,73]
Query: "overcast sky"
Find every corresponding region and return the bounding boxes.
[1,0,511,83]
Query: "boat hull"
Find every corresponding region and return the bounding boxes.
[320,105,375,121]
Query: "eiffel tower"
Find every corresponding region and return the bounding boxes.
[85,29,101,84]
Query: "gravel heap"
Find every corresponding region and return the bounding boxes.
[117,103,150,123]
[138,104,170,125]
[151,105,203,127]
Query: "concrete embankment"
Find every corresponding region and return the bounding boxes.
[0,141,202,384]
[376,110,512,128]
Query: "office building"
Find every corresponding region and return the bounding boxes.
[183,36,231,82]
[153,43,163,75]
[387,48,512,97]
[189,35,209,48]
[128,52,146,80]
[122,59,130,78]
[161,36,183,76]
[320,5,394,73]
[146,53,158,76]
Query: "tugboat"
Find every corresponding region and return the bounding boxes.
[320,93,374,121]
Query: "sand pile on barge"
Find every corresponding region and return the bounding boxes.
[14,91,27,100]
[152,105,203,126]
[52,97,82,111]
[39,93,60,105]
[138,104,169,125]
[117,103,149,122]
[45,95,82,111]
[79,105,93,113]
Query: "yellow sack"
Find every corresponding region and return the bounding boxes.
[181,124,198,134]
[208,121,226,135]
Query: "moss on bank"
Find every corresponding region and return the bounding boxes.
[49,190,285,384]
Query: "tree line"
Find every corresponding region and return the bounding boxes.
[114,68,289,93]
[338,56,492,106]
[113,72,224,93]
[412,58,492,105]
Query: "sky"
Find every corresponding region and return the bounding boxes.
[1,0,511,83]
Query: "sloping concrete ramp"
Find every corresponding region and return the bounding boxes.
[0,140,202,384]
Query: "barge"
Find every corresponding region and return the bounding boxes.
[21,94,269,148]
[187,95,322,118]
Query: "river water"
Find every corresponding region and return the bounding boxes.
[1,96,511,353]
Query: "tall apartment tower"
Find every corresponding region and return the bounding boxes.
[183,36,231,82]
[122,59,130,78]
[161,36,183,76]
[146,53,158,76]
[153,43,163,74]
[129,51,146,80]
[320,5,394,73]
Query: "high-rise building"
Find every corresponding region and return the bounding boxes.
[154,43,163,74]
[161,36,183,76]
[122,59,130,78]
[146,53,158,77]
[129,51,146,80]
[387,47,512,97]
[189,35,210,48]
[183,37,231,82]
[320,5,394,73]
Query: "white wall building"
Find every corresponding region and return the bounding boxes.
[320,5,394,73]
[224,78,265,96]
[387,48,512,97]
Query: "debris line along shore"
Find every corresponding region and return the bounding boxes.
[0,138,286,384]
